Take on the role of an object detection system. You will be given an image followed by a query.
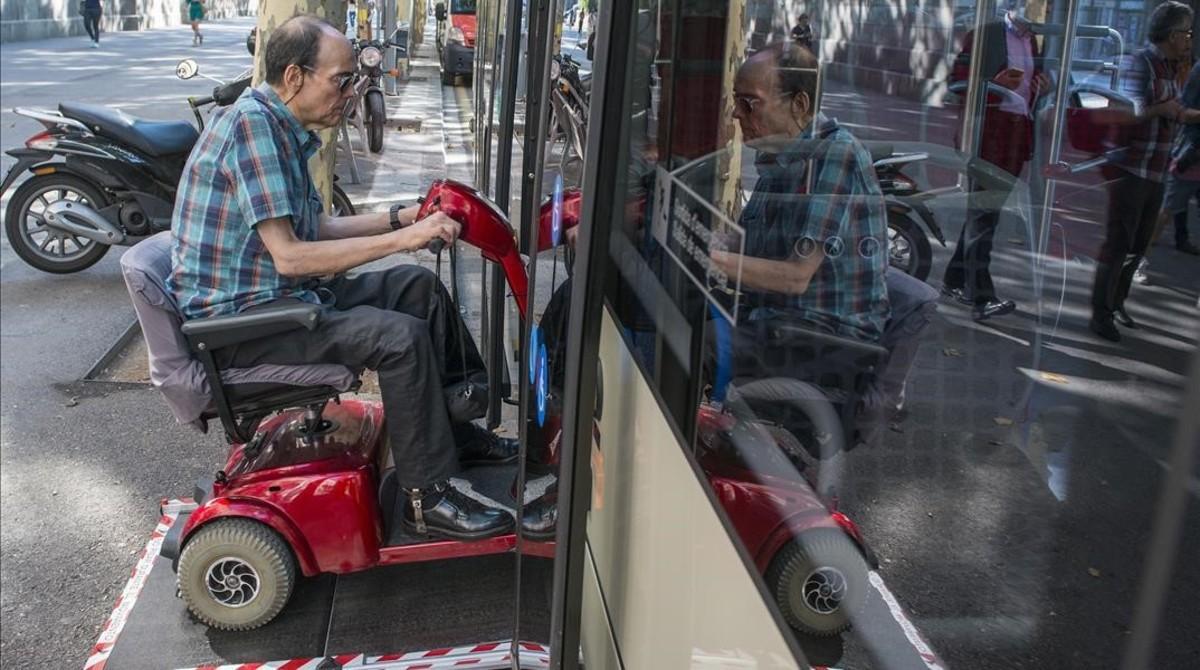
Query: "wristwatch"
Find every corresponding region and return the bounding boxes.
[389,202,406,231]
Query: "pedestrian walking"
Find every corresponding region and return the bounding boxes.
[187,0,205,46]
[791,13,814,51]
[942,0,1051,321]
[80,0,102,49]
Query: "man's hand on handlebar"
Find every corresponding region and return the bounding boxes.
[397,211,460,252]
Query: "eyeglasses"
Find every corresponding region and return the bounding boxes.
[733,92,795,115]
[1173,29,1194,39]
[302,65,357,93]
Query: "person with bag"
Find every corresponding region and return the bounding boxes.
[1088,1,1193,341]
[80,0,102,49]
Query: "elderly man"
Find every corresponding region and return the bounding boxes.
[168,15,516,540]
[710,42,889,350]
[1089,0,1193,341]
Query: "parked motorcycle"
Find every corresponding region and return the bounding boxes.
[869,145,945,282]
[0,59,354,274]
[549,53,590,171]
[351,37,390,154]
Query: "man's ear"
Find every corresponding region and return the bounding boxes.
[792,91,812,119]
[282,63,305,95]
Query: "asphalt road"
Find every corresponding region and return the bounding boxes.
[0,19,260,667]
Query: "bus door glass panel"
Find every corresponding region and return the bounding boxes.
[602,0,1200,668]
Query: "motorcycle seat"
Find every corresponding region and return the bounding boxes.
[867,143,894,163]
[59,102,198,158]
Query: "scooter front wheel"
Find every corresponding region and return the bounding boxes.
[765,529,869,637]
[4,174,110,274]
[177,518,297,631]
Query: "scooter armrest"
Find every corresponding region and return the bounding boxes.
[181,303,321,353]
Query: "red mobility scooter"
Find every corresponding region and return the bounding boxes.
[123,179,882,636]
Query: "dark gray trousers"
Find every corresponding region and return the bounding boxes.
[1091,170,1164,316]
[217,265,486,489]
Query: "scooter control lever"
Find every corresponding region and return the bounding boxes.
[427,238,446,254]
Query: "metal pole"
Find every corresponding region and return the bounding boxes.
[548,0,633,664]
[487,0,527,428]
[958,0,996,170]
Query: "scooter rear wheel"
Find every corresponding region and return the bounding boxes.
[177,518,296,631]
[4,174,110,274]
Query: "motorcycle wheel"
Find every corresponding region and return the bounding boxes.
[331,184,356,217]
[4,174,111,274]
[886,211,932,282]
[365,90,385,153]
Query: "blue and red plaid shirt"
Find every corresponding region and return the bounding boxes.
[168,84,325,320]
[1116,44,1181,183]
[740,115,890,342]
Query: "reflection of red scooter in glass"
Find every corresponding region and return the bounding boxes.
[121,180,571,631]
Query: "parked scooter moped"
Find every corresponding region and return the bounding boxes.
[0,60,354,274]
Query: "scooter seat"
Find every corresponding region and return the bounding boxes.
[59,102,198,158]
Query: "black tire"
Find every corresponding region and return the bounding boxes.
[765,530,869,637]
[365,90,385,153]
[177,518,296,631]
[886,211,932,282]
[331,185,356,217]
[4,174,111,274]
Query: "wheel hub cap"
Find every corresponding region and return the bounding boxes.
[802,566,848,615]
[204,557,261,608]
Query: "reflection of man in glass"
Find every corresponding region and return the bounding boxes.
[942,0,1051,321]
[1089,1,1193,342]
[709,42,889,344]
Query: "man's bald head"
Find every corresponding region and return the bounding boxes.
[733,43,819,145]
[263,14,343,86]
[738,42,819,103]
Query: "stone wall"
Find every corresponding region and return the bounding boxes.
[0,0,255,43]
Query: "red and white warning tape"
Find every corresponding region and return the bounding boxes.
[84,500,188,670]
[175,641,550,670]
[869,571,947,670]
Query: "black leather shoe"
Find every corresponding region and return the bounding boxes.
[403,480,515,540]
[941,285,973,305]
[1089,314,1121,342]
[457,424,520,467]
[1113,307,1138,328]
[520,491,557,541]
[972,299,1016,321]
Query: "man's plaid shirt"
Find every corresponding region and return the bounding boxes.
[1117,44,1181,183]
[740,115,890,342]
[168,84,325,320]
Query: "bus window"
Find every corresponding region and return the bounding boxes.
[587,0,1200,667]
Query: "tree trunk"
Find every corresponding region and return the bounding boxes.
[254,0,349,212]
